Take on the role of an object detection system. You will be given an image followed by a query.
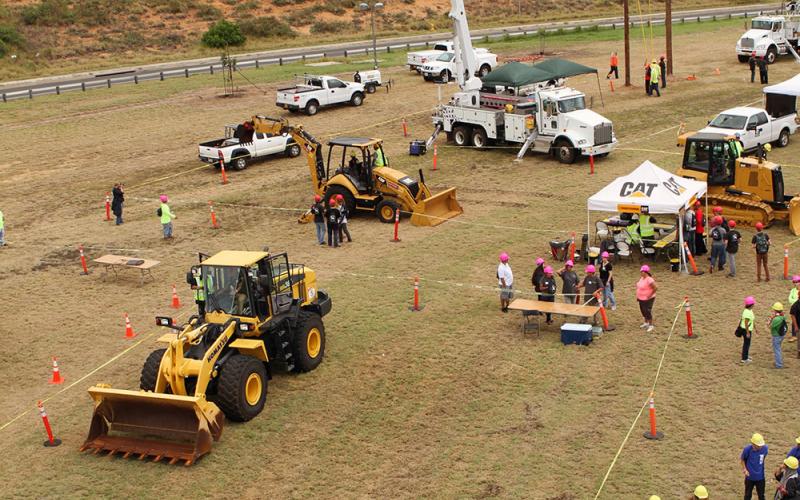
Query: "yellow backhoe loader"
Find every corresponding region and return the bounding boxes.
[252,115,462,226]
[677,132,800,234]
[81,250,332,465]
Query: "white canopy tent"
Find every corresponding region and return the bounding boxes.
[763,73,800,118]
[587,161,707,271]
[763,73,800,95]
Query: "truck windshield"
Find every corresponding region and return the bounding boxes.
[558,96,586,113]
[751,19,773,30]
[436,53,454,62]
[709,114,747,130]
[202,266,252,316]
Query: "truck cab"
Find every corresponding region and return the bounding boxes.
[736,15,799,63]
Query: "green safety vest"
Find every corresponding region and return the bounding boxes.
[194,275,205,302]
[374,148,386,167]
[0,210,4,230]
[639,215,655,238]
[627,222,641,243]
[790,287,798,306]
[730,140,742,158]
[650,64,660,82]
[160,203,173,224]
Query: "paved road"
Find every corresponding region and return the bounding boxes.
[0,2,779,100]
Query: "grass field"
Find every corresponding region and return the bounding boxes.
[2,17,800,498]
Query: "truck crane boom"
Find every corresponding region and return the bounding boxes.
[449,0,482,93]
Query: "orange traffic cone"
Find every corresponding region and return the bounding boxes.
[686,74,697,81]
[713,68,720,75]
[124,313,137,339]
[171,284,181,309]
[48,357,64,385]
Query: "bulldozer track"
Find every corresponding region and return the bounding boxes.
[707,193,774,227]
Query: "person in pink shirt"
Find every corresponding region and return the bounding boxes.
[636,265,658,332]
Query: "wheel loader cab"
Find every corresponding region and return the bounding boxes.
[681,133,736,185]
[326,137,384,193]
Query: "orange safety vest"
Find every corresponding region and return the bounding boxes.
[610,54,619,66]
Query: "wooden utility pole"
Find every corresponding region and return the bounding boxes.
[624,0,631,86]
[665,0,673,75]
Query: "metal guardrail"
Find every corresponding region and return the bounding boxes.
[0,8,775,103]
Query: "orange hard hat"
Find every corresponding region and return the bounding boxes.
[314,195,321,202]
[756,222,764,230]
[713,216,723,225]
[728,220,736,228]
[336,194,344,201]
[712,206,723,213]
[329,197,337,205]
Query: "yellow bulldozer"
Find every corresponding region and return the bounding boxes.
[677,132,800,234]
[252,115,463,226]
[81,250,332,465]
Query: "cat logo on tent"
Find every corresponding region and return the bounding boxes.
[620,182,657,198]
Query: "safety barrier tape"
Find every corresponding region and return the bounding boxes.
[0,311,190,433]
[592,298,686,498]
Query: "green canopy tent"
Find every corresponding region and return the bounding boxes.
[533,58,604,107]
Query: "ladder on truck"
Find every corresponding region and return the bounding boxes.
[514,130,539,162]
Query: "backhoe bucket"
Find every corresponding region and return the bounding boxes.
[789,196,800,236]
[410,187,463,227]
[80,386,224,466]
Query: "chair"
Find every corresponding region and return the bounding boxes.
[615,241,633,262]
[595,221,610,244]
[638,239,656,260]
[522,311,540,336]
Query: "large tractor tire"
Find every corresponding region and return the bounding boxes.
[140,349,166,391]
[376,199,399,223]
[215,355,268,422]
[325,185,356,214]
[292,311,326,373]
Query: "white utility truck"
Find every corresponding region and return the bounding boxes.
[736,14,800,63]
[276,74,370,115]
[198,124,301,171]
[698,106,798,150]
[420,49,497,81]
[427,0,616,163]
[407,41,454,71]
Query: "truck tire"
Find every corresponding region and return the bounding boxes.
[453,125,471,147]
[471,128,489,149]
[738,54,750,63]
[767,46,778,64]
[365,83,376,94]
[350,92,364,106]
[232,155,249,171]
[440,70,451,82]
[376,199,399,223]
[286,143,302,157]
[778,128,791,147]
[139,348,166,392]
[291,311,326,373]
[215,355,268,422]
[325,185,356,214]
[478,64,492,77]
[554,139,577,164]
[305,100,319,116]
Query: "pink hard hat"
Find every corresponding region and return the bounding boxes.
[499,252,509,263]
[744,296,756,306]
[565,260,574,267]
[755,222,764,230]
[601,251,610,258]
[536,257,545,265]
[544,266,553,274]
[314,195,322,202]
[586,265,596,273]
[159,195,168,202]
[793,275,800,283]
[712,206,723,214]
[640,264,650,273]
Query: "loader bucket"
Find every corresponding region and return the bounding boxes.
[410,187,463,227]
[80,386,224,466]
[788,196,800,236]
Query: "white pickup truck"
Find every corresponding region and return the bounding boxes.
[198,123,301,171]
[736,15,800,63]
[698,106,798,151]
[407,41,454,72]
[276,74,368,116]
[421,49,497,81]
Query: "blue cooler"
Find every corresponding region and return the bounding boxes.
[409,140,427,156]
[560,323,593,345]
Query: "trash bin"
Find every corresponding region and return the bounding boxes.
[670,258,680,272]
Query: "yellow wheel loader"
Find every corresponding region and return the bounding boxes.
[677,132,800,234]
[81,250,332,465]
[253,116,463,226]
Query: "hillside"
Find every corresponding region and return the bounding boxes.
[0,0,753,80]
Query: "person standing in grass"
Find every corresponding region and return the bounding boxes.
[768,302,788,368]
[726,220,741,278]
[752,222,771,282]
[649,59,661,97]
[0,208,5,247]
[539,266,557,324]
[606,51,619,79]
[531,257,545,294]
[740,296,756,364]
[636,265,657,332]
[310,195,325,245]
[658,55,667,88]
[557,260,578,305]
[749,51,758,83]
[497,252,513,313]
[741,432,769,500]
[576,264,602,307]
[158,195,175,239]
[774,456,800,500]
[599,251,616,310]
[788,276,800,343]
[336,194,352,243]
[325,197,341,248]
[709,216,727,274]
[112,183,124,225]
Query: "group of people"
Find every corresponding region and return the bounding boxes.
[736,432,800,499]
[738,275,800,368]
[748,52,770,84]
[645,56,667,97]
[309,194,353,248]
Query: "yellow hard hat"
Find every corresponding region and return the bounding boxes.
[649,496,661,500]
[694,485,709,499]
[751,433,766,446]
[786,456,800,469]
[796,436,800,444]
[764,143,773,152]
[773,302,784,311]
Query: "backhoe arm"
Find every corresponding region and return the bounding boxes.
[253,115,326,194]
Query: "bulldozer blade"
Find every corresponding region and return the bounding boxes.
[410,187,463,227]
[789,197,800,236]
[82,386,224,466]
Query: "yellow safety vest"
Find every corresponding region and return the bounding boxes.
[194,275,205,301]
[374,148,386,167]
[639,215,655,238]
[0,210,4,230]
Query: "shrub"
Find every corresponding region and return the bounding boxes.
[201,19,246,48]
[239,16,297,38]
[310,20,349,34]
[234,0,260,14]
[0,25,24,47]
[21,0,74,26]
[75,0,110,26]
[157,32,185,47]
[158,0,190,14]
[196,3,222,21]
